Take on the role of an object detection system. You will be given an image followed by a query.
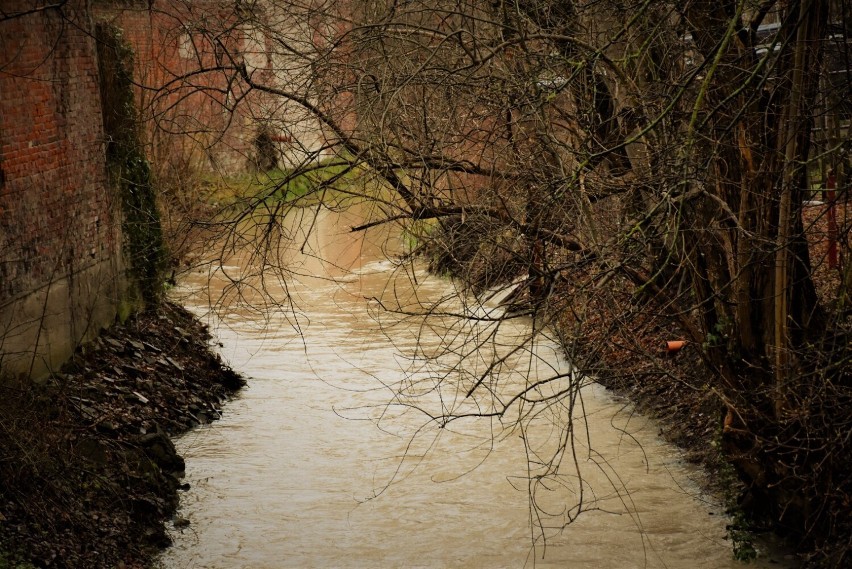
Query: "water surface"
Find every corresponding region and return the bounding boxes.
[159,206,785,568]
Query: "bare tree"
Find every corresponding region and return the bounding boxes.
[132,0,852,562]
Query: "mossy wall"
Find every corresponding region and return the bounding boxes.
[95,23,167,306]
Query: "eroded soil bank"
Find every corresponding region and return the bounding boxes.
[556,202,849,568]
[0,302,243,569]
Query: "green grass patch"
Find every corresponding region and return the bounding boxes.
[266,161,360,201]
[201,159,374,210]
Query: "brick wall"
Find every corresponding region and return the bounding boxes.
[95,0,341,176]
[0,0,349,379]
[0,0,126,380]
[95,1,259,176]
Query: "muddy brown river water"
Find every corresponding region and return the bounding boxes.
[158,206,790,568]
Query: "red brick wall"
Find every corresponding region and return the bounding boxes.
[0,0,121,304]
[0,0,268,309]
[94,0,352,176]
[0,0,323,379]
[94,1,256,176]
[0,0,126,379]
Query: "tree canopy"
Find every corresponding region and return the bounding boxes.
[141,0,851,563]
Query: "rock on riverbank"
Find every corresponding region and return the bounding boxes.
[0,302,244,569]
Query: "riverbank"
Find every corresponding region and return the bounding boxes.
[0,302,244,569]
[428,204,851,565]
[550,201,850,567]
[554,295,748,546]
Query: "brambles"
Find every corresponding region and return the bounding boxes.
[88,0,852,563]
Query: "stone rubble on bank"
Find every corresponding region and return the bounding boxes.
[0,302,244,569]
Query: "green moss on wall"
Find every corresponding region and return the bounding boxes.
[95,23,167,306]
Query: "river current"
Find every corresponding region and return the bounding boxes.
[158,206,787,568]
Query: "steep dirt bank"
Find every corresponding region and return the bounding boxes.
[550,200,850,567]
[555,301,746,535]
[0,302,244,569]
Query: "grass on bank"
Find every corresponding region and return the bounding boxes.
[199,159,376,212]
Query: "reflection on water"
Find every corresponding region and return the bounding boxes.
[159,205,786,568]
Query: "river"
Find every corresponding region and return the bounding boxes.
[158,205,788,568]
